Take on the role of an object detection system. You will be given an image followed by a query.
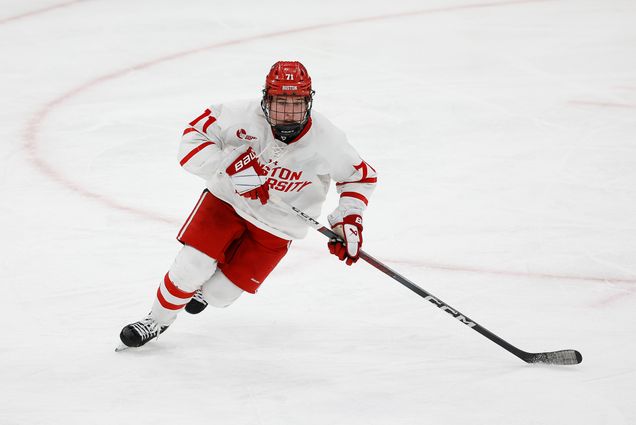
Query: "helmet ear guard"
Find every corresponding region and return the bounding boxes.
[261,61,315,143]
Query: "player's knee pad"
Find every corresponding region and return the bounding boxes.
[168,245,217,293]
[201,270,243,308]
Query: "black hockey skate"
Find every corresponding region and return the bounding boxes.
[118,315,169,349]
[185,289,208,314]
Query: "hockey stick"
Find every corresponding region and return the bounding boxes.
[273,199,582,365]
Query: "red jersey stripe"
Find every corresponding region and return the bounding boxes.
[163,273,196,299]
[180,142,214,166]
[182,127,198,136]
[340,191,369,205]
[336,177,377,186]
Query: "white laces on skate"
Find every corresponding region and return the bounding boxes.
[192,289,206,303]
[131,316,160,341]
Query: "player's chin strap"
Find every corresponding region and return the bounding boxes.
[268,196,583,366]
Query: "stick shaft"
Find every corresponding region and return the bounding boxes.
[280,201,573,364]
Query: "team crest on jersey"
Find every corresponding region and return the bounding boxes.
[236,128,257,141]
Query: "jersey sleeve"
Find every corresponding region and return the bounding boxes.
[178,105,225,180]
[327,133,377,220]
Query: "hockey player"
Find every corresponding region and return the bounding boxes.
[119,61,377,349]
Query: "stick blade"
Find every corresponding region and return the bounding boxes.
[526,349,582,365]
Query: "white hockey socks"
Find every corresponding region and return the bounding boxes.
[150,273,197,325]
[150,245,218,325]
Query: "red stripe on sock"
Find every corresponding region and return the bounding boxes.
[163,273,196,299]
[156,288,186,310]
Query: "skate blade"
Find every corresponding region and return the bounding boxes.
[115,343,131,352]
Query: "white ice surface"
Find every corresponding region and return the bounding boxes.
[1,0,636,424]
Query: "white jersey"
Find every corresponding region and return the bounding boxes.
[178,99,377,240]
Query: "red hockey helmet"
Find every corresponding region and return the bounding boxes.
[261,61,315,143]
[263,61,313,96]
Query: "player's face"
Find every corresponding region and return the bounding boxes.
[268,95,309,126]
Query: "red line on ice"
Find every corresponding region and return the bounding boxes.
[23,0,635,284]
[0,0,85,25]
[24,0,547,225]
[588,291,633,308]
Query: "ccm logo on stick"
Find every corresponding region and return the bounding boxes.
[424,295,477,327]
